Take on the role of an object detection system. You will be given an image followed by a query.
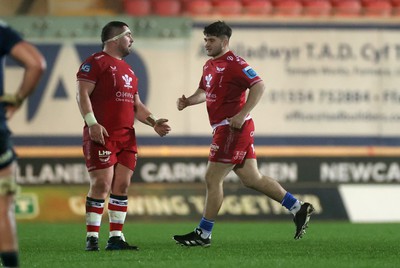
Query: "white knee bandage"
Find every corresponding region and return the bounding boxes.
[0,176,20,196]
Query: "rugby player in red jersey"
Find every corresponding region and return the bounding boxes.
[76,21,170,251]
[173,21,314,247]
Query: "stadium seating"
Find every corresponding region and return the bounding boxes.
[362,0,392,16]
[242,0,273,16]
[213,0,243,16]
[183,0,213,16]
[124,0,152,16]
[332,0,362,16]
[47,0,115,16]
[273,0,303,16]
[25,0,400,18]
[303,0,333,16]
[152,0,182,16]
[392,0,400,15]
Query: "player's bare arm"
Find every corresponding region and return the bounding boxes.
[177,88,206,111]
[76,80,109,145]
[228,81,265,129]
[134,94,171,137]
[0,41,46,119]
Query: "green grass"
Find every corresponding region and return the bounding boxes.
[17,221,399,268]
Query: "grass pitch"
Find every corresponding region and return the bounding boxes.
[17,221,398,268]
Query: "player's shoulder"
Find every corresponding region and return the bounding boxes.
[78,52,103,74]
[225,52,260,79]
[223,51,249,67]
[232,52,249,66]
[83,52,109,68]
[87,52,107,62]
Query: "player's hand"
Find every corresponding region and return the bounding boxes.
[154,118,171,137]
[88,123,109,145]
[0,93,24,107]
[227,114,246,130]
[0,94,25,119]
[177,95,189,111]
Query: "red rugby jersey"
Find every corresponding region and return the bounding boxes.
[199,51,262,126]
[77,52,138,141]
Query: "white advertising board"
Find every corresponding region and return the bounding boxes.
[4,22,400,144]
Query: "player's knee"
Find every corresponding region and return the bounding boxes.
[91,180,111,194]
[0,175,20,196]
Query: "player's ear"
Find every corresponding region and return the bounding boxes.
[222,37,229,48]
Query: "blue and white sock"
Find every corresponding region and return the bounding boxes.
[281,192,301,215]
[198,217,214,239]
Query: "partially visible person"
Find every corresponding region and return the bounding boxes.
[173,21,314,247]
[76,21,171,251]
[0,20,46,267]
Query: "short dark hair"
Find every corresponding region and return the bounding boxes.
[101,21,129,43]
[203,21,232,39]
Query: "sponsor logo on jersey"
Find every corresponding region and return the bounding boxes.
[242,66,257,79]
[80,63,91,72]
[216,66,225,73]
[98,150,111,163]
[206,92,217,102]
[209,143,219,157]
[115,90,135,103]
[227,56,234,61]
[233,151,247,161]
[122,74,133,88]
[205,74,212,88]
[116,91,134,99]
